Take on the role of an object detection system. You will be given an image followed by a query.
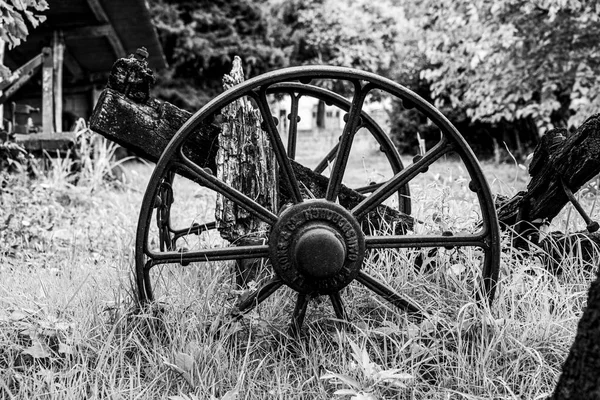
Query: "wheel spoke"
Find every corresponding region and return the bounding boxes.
[172,222,217,244]
[289,293,310,336]
[354,181,384,194]
[356,271,425,319]
[137,259,153,303]
[480,247,499,304]
[352,139,452,220]
[252,89,303,203]
[325,82,372,202]
[174,158,278,225]
[236,276,284,313]
[149,244,270,264]
[365,233,487,249]
[314,143,339,175]
[329,292,348,321]
[287,93,301,159]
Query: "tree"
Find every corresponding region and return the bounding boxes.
[268,0,405,75]
[416,0,600,135]
[0,0,47,48]
[148,0,287,110]
[0,0,48,80]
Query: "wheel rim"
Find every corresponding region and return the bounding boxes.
[135,66,501,334]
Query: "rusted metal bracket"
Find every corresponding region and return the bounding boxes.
[560,178,599,233]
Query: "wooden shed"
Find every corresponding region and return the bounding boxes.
[0,0,166,151]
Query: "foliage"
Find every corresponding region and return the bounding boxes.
[0,156,593,398]
[321,335,413,399]
[0,0,48,81]
[268,0,405,75]
[0,141,37,177]
[147,0,600,154]
[148,0,287,110]
[0,0,48,48]
[416,0,600,134]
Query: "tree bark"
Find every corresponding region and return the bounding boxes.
[215,56,277,243]
[215,57,277,286]
[551,264,600,399]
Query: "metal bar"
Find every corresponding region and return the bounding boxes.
[354,181,384,194]
[289,293,310,336]
[174,158,278,225]
[171,221,217,243]
[365,233,487,249]
[561,178,600,233]
[352,139,451,220]
[325,82,371,201]
[356,271,425,319]
[314,143,339,175]
[287,93,300,159]
[235,277,284,313]
[149,244,270,264]
[253,89,303,203]
[329,292,347,320]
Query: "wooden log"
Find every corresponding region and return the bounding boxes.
[89,89,413,233]
[497,114,600,228]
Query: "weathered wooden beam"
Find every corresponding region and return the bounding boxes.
[63,47,84,82]
[89,88,413,232]
[497,115,600,228]
[0,53,43,103]
[41,47,53,135]
[86,0,110,23]
[64,24,126,59]
[53,32,65,133]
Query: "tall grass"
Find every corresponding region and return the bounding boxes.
[0,137,597,399]
[43,119,135,192]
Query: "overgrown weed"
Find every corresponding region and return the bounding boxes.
[0,148,596,399]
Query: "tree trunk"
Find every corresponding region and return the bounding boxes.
[215,56,277,286]
[551,265,600,399]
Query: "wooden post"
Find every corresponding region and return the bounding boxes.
[215,56,278,286]
[53,32,65,133]
[41,47,54,134]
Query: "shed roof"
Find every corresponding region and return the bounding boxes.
[6,0,166,83]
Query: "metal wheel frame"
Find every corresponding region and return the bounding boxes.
[135,66,501,334]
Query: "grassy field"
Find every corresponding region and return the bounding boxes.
[0,132,598,399]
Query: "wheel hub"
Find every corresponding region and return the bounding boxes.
[269,200,366,295]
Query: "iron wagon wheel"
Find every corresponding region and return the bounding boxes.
[135,66,501,335]
[146,81,412,257]
[264,82,411,214]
